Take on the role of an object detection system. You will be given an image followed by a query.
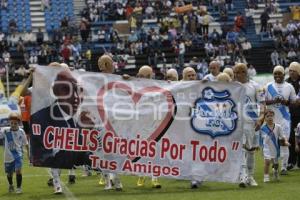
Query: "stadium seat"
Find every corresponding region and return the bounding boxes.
[43,0,74,32]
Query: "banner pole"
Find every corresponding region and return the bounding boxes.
[6,63,9,97]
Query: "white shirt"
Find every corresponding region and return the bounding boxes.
[117,8,124,15]
[287,23,297,32]
[98,30,105,40]
[243,80,265,124]
[0,128,28,163]
[205,43,214,51]
[260,123,285,159]
[248,68,257,79]
[271,51,279,60]
[179,42,185,54]
[203,73,218,81]
[0,33,4,41]
[296,123,300,137]
[2,52,10,62]
[287,50,296,58]
[24,32,34,42]
[145,6,154,15]
[265,81,297,136]
[273,23,283,31]
[241,42,251,50]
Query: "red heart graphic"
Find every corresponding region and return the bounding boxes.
[97,81,176,162]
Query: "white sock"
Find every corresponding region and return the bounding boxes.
[247,151,255,177]
[68,169,76,176]
[264,174,269,178]
[51,168,62,189]
[280,146,289,170]
[239,149,247,181]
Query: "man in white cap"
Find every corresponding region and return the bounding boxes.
[285,62,300,170]
[97,55,123,191]
[216,72,232,82]
[223,67,234,80]
[182,67,197,81]
[39,62,93,194]
[265,65,297,175]
[181,66,201,188]
[136,65,162,189]
[98,55,114,74]
[166,68,178,81]
[137,65,153,79]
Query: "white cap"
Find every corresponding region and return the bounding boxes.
[273,65,285,74]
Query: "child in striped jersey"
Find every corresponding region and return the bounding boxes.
[0,113,29,194]
[260,109,289,182]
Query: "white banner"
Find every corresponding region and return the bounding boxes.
[30,66,245,183]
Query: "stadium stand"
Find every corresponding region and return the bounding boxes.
[0,0,32,33]
[0,0,300,89]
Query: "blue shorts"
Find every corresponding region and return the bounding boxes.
[5,158,23,174]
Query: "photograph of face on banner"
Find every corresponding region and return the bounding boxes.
[30,67,96,169]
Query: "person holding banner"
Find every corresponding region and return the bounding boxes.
[233,63,265,187]
[265,65,297,175]
[0,113,29,194]
[223,67,234,81]
[260,109,289,183]
[182,66,197,81]
[98,54,115,74]
[216,72,232,82]
[181,66,201,188]
[97,55,123,191]
[31,63,95,193]
[165,68,179,81]
[45,62,77,193]
[203,61,221,81]
[19,89,31,142]
[136,65,162,189]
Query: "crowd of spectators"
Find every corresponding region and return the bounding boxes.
[247,0,278,13]
[0,0,255,80]
[270,18,300,67]
[79,0,253,73]
[5,0,300,80]
[0,19,93,80]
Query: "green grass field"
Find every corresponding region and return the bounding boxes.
[0,147,299,200]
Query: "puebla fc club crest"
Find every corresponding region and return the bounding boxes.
[190,87,238,138]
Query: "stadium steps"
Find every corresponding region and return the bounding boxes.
[73,0,86,23]
[44,0,75,32]
[232,0,247,13]
[29,0,46,33]
[272,0,300,12]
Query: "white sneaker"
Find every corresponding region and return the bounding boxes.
[263,175,270,183]
[114,178,123,191]
[247,176,258,186]
[82,171,92,177]
[104,180,113,190]
[54,187,63,194]
[239,177,247,188]
[8,185,14,193]
[15,187,22,194]
[191,181,200,189]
